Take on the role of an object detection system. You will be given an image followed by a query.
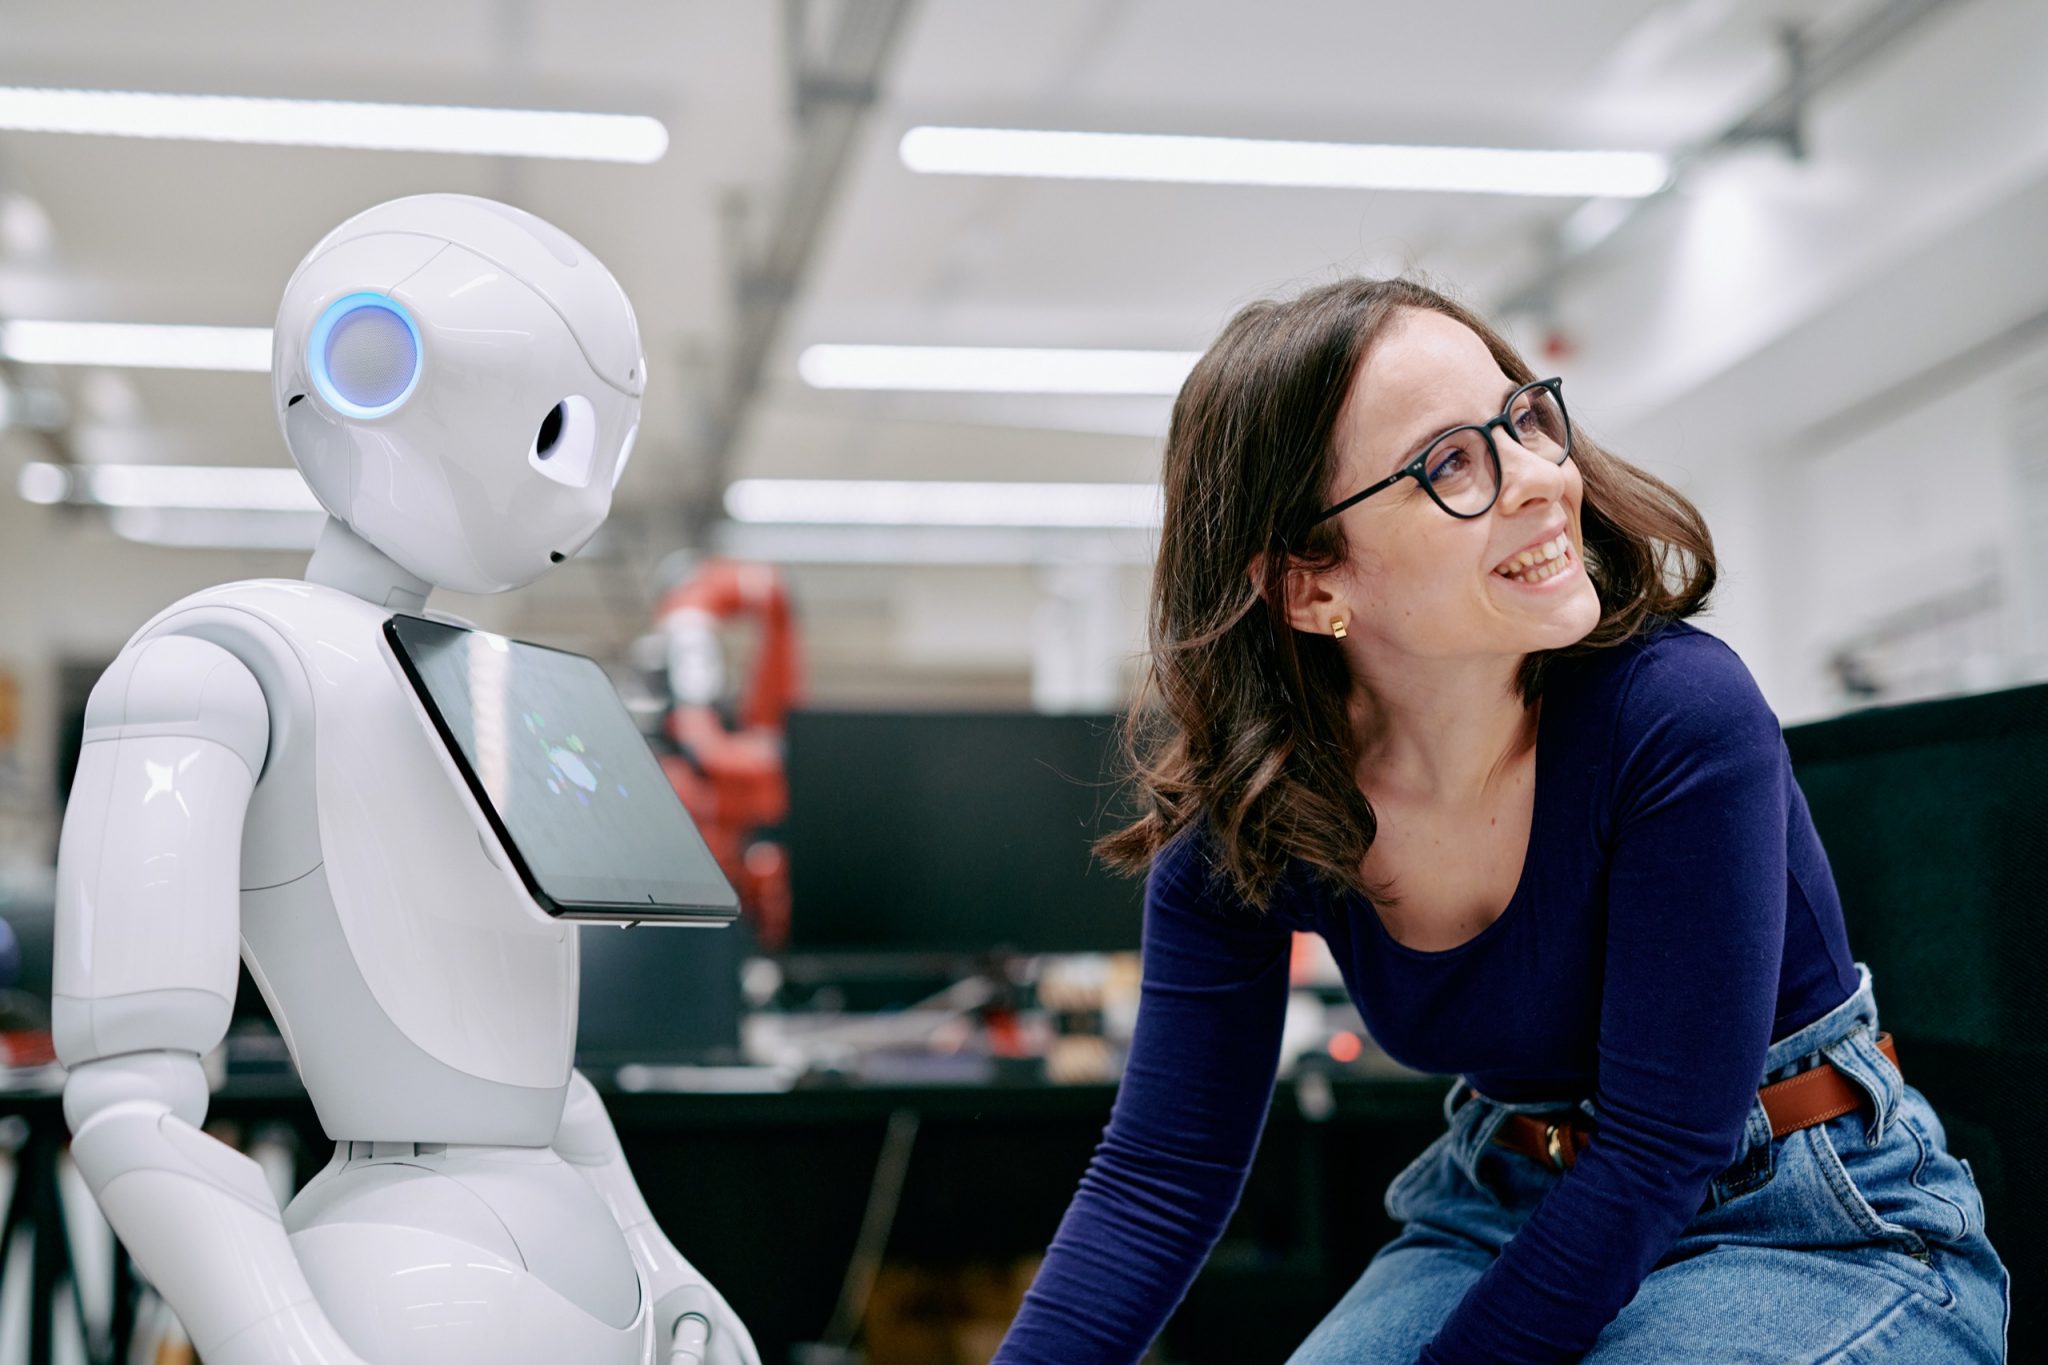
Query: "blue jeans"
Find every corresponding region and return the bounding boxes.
[1288,963,2011,1362]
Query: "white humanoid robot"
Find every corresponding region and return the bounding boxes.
[50,194,762,1365]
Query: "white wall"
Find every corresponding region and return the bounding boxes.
[1530,0,2048,721]
[1767,326,2048,721]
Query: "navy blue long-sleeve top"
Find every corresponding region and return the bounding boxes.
[994,616,1859,1364]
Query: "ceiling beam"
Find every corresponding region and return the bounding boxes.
[683,0,917,541]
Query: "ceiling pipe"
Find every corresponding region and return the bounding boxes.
[1494,0,1966,323]
[680,0,918,543]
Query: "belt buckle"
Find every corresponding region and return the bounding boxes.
[1544,1121,1569,1171]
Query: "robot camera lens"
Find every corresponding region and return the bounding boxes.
[535,402,567,460]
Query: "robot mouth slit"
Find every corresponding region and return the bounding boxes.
[550,551,566,563]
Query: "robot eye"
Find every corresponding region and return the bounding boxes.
[307,293,421,420]
[528,395,598,487]
[535,403,566,459]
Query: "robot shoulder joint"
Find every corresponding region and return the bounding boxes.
[87,635,270,779]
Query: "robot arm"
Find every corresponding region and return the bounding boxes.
[555,1071,761,1365]
[657,559,799,948]
[53,635,370,1365]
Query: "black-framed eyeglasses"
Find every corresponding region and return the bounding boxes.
[1295,377,1572,538]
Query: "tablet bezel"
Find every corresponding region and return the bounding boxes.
[383,613,739,925]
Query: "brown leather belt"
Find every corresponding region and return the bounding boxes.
[1490,1031,1901,1172]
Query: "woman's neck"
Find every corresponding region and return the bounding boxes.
[1349,661,1536,809]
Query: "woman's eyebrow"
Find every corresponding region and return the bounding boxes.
[1386,380,1523,471]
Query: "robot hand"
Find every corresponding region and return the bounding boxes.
[656,1274,759,1365]
[554,1071,761,1365]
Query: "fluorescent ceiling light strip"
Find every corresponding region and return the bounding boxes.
[716,521,1155,567]
[86,463,320,511]
[0,87,667,163]
[16,461,69,505]
[901,127,1669,198]
[799,344,1199,394]
[109,507,325,552]
[725,479,1163,528]
[1,321,272,371]
[16,461,322,511]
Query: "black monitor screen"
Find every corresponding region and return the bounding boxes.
[1783,680,2048,1055]
[784,710,1142,954]
[385,613,737,924]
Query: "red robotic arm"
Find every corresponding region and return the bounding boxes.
[656,559,801,949]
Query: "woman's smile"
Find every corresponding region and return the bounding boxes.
[1492,537,1580,589]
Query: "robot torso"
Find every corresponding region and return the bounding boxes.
[128,577,578,1144]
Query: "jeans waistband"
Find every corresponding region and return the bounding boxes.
[1757,960,1899,1149]
[1438,960,1894,1188]
[1761,960,1879,1078]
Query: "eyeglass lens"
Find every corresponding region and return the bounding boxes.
[1423,384,1569,516]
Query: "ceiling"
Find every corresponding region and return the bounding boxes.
[744,0,1815,477]
[0,0,1853,505]
[14,0,2033,707]
[0,0,784,496]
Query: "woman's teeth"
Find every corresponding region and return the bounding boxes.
[1496,532,1572,584]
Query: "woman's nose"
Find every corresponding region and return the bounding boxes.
[1495,433,1567,506]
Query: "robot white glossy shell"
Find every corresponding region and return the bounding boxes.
[277,246,635,593]
[50,635,268,1065]
[290,1219,644,1365]
[287,1143,644,1345]
[269,231,446,432]
[50,193,759,1365]
[132,579,578,1096]
[271,193,644,595]
[283,193,643,396]
[52,733,248,1061]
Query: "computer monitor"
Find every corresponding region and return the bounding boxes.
[1783,678,2048,1054]
[574,918,745,1066]
[1785,678,2048,1358]
[783,710,1142,956]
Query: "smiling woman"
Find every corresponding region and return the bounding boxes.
[992,276,2011,1365]
[1096,277,1712,912]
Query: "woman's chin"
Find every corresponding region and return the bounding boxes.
[1497,579,1601,647]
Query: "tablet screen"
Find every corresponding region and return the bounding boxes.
[384,613,738,923]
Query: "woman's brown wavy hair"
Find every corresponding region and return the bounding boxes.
[1095,276,1717,910]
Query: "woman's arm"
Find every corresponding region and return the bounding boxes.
[1420,629,1792,1363]
[994,826,1293,1365]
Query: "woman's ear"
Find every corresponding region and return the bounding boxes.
[1248,548,1343,638]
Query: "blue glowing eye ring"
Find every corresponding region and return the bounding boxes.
[306,292,423,420]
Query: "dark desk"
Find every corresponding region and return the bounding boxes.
[2,1066,1449,1365]
[598,1071,1448,1363]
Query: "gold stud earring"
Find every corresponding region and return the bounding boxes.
[1331,617,1348,640]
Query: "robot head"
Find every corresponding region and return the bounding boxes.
[273,194,645,594]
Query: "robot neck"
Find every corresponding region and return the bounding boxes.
[305,517,432,613]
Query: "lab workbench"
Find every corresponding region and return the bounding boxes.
[0,1063,1449,1365]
